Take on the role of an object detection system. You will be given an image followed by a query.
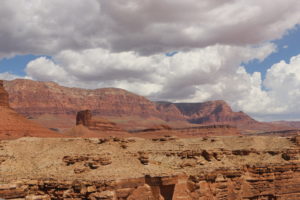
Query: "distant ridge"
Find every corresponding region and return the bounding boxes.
[4,79,294,133]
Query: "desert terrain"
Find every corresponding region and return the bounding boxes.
[1,0,300,199]
[0,79,300,199]
[1,135,300,199]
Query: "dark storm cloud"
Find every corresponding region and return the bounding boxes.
[0,0,300,57]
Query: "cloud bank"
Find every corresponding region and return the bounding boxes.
[1,0,300,120]
[1,0,300,57]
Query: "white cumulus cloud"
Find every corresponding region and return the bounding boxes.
[262,56,300,117]
[25,43,276,112]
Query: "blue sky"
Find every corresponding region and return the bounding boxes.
[0,55,39,76]
[244,25,300,79]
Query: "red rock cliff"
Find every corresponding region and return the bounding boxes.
[3,80,254,124]
[0,80,61,139]
[76,109,123,132]
[4,79,291,132]
[173,100,256,124]
[171,100,290,132]
[0,80,9,108]
[4,79,177,119]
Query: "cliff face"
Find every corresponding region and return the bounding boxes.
[0,80,9,108]
[159,101,293,132]
[1,164,299,199]
[76,110,123,132]
[0,136,299,199]
[4,79,293,132]
[155,102,185,121]
[4,79,168,118]
[0,80,61,139]
[173,100,256,124]
[4,80,253,123]
[4,79,252,124]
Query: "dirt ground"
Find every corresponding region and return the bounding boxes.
[0,135,298,183]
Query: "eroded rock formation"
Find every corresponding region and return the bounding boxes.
[0,136,299,199]
[173,100,255,124]
[0,80,61,139]
[76,110,93,126]
[131,124,240,137]
[5,79,170,119]
[4,79,291,133]
[0,80,9,108]
[1,164,299,199]
[76,109,123,132]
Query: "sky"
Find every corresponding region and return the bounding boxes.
[1,0,300,121]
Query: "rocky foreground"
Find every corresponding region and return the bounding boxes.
[0,135,299,200]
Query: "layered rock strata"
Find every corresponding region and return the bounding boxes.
[76,110,123,132]
[130,124,240,137]
[4,79,288,132]
[1,164,299,200]
[0,80,61,139]
[0,80,9,108]
[0,136,299,199]
[5,79,173,119]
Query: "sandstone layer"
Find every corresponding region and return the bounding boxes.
[0,80,9,108]
[174,101,255,124]
[158,101,293,132]
[0,135,299,199]
[4,79,172,119]
[4,79,291,133]
[0,108,64,139]
[76,110,123,132]
[0,80,62,139]
[130,124,240,138]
